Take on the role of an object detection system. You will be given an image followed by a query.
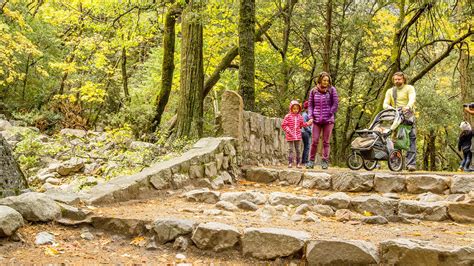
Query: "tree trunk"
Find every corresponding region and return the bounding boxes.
[151,5,180,131]
[121,47,130,103]
[238,0,256,111]
[176,1,204,138]
[322,0,332,73]
[428,129,437,171]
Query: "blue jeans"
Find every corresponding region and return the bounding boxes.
[460,150,472,170]
[301,130,311,164]
[406,125,417,167]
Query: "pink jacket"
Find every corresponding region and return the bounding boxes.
[281,100,310,141]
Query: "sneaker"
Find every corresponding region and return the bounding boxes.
[306,161,314,169]
[296,164,302,169]
[288,163,293,168]
[321,159,328,170]
[407,165,416,172]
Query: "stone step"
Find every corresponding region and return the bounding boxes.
[243,166,474,195]
[81,211,474,265]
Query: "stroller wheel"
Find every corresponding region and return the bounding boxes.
[363,160,377,171]
[388,149,404,172]
[347,152,363,170]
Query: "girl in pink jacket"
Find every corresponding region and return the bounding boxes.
[281,100,313,168]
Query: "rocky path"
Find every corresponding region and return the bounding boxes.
[1,165,473,264]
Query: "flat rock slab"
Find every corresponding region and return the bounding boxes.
[448,202,474,223]
[406,174,450,194]
[350,195,398,217]
[399,200,448,221]
[450,175,474,194]
[374,173,406,192]
[220,191,266,205]
[0,192,61,222]
[302,172,331,190]
[306,239,379,265]
[91,217,148,236]
[332,172,374,192]
[152,218,197,244]
[380,239,474,265]
[319,192,351,209]
[184,188,220,204]
[191,222,240,252]
[0,205,24,237]
[242,227,310,259]
[244,168,278,183]
[278,170,303,185]
[268,192,316,206]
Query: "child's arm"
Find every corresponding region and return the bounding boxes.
[281,115,290,132]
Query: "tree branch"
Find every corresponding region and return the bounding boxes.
[402,39,453,70]
[410,30,473,84]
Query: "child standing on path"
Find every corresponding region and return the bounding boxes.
[458,122,473,171]
[282,100,313,168]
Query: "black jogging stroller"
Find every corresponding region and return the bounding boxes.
[347,108,405,171]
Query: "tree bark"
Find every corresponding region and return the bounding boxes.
[151,5,180,131]
[176,1,204,138]
[322,0,332,73]
[238,0,256,111]
[202,0,298,98]
[121,47,130,103]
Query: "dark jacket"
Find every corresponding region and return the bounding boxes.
[458,130,473,152]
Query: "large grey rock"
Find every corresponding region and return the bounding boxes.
[59,128,87,138]
[152,218,197,244]
[310,204,335,217]
[380,239,474,265]
[149,168,172,190]
[58,203,91,221]
[278,170,303,185]
[204,162,218,178]
[319,192,351,209]
[244,168,279,183]
[450,175,474,194]
[215,201,238,212]
[302,172,331,190]
[268,192,316,206]
[191,222,240,252]
[184,188,220,204]
[0,192,61,222]
[406,174,450,194]
[350,194,399,217]
[221,90,244,141]
[448,202,474,223]
[56,158,85,176]
[237,200,258,211]
[306,240,379,265]
[242,228,310,259]
[399,200,448,221]
[416,192,444,202]
[220,191,266,205]
[0,205,24,237]
[374,173,406,192]
[446,194,466,202]
[0,134,28,197]
[189,164,204,179]
[361,215,389,224]
[0,119,12,131]
[332,172,374,192]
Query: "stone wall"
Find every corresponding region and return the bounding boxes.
[0,135,28,197]
[220,90,288,165]
[49,137,240,205]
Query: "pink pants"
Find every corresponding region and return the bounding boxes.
[309,123,334,161]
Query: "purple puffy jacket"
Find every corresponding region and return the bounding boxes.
[308,85,339,124]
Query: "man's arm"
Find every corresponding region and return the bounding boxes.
[406,85,416,109]
[383,89,393,109]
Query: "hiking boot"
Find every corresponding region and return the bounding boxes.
[306,161,314,169]
[407,165,416,172]
[321,159,329,170]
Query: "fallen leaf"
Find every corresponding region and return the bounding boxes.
[44,247,60,256]
[410,232,422,236]
[130,236,146,246]
[363,211,373,217]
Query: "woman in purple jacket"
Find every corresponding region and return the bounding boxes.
[306,72,339,169]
